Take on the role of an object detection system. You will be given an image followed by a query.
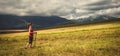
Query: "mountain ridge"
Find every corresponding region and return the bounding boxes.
[0,14,70,30]
[0,14,119,30]
[72,15,118,23]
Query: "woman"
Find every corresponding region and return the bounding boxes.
[25,23,34,48]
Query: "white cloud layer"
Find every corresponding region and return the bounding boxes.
[0,0,120,19]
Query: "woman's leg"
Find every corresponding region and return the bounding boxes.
[29,37,33,48]
[29,44,32,48]
[24,43,29,49]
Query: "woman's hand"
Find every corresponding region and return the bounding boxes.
[34,32,37,34]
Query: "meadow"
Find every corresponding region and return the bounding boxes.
[0,21,120,56]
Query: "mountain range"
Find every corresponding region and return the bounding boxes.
[0,14,119,30]
[72,15,118,23]
[0,14,70,30]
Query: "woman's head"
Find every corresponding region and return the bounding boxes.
[28,22,32,27]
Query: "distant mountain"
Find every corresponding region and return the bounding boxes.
[48,16,120,29]
[0,14,70,30]
[72,15,118,23]
[0,14,119,30]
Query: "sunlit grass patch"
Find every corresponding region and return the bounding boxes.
[0,21,120,56]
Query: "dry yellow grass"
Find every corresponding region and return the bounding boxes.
[0,21,120,56]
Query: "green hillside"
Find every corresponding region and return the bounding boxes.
[0,20,120,56]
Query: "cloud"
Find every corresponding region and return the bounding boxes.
[0,0,120,19]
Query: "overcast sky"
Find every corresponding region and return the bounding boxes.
[0,0,120,20]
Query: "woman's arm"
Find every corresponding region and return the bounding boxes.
[28,26,32,33]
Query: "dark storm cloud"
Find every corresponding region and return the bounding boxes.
[85,0,120,11]
[0,0,119,19]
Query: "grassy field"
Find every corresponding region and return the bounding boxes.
[0,21,120,56]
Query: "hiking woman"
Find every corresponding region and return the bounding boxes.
[25,23,34,48]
